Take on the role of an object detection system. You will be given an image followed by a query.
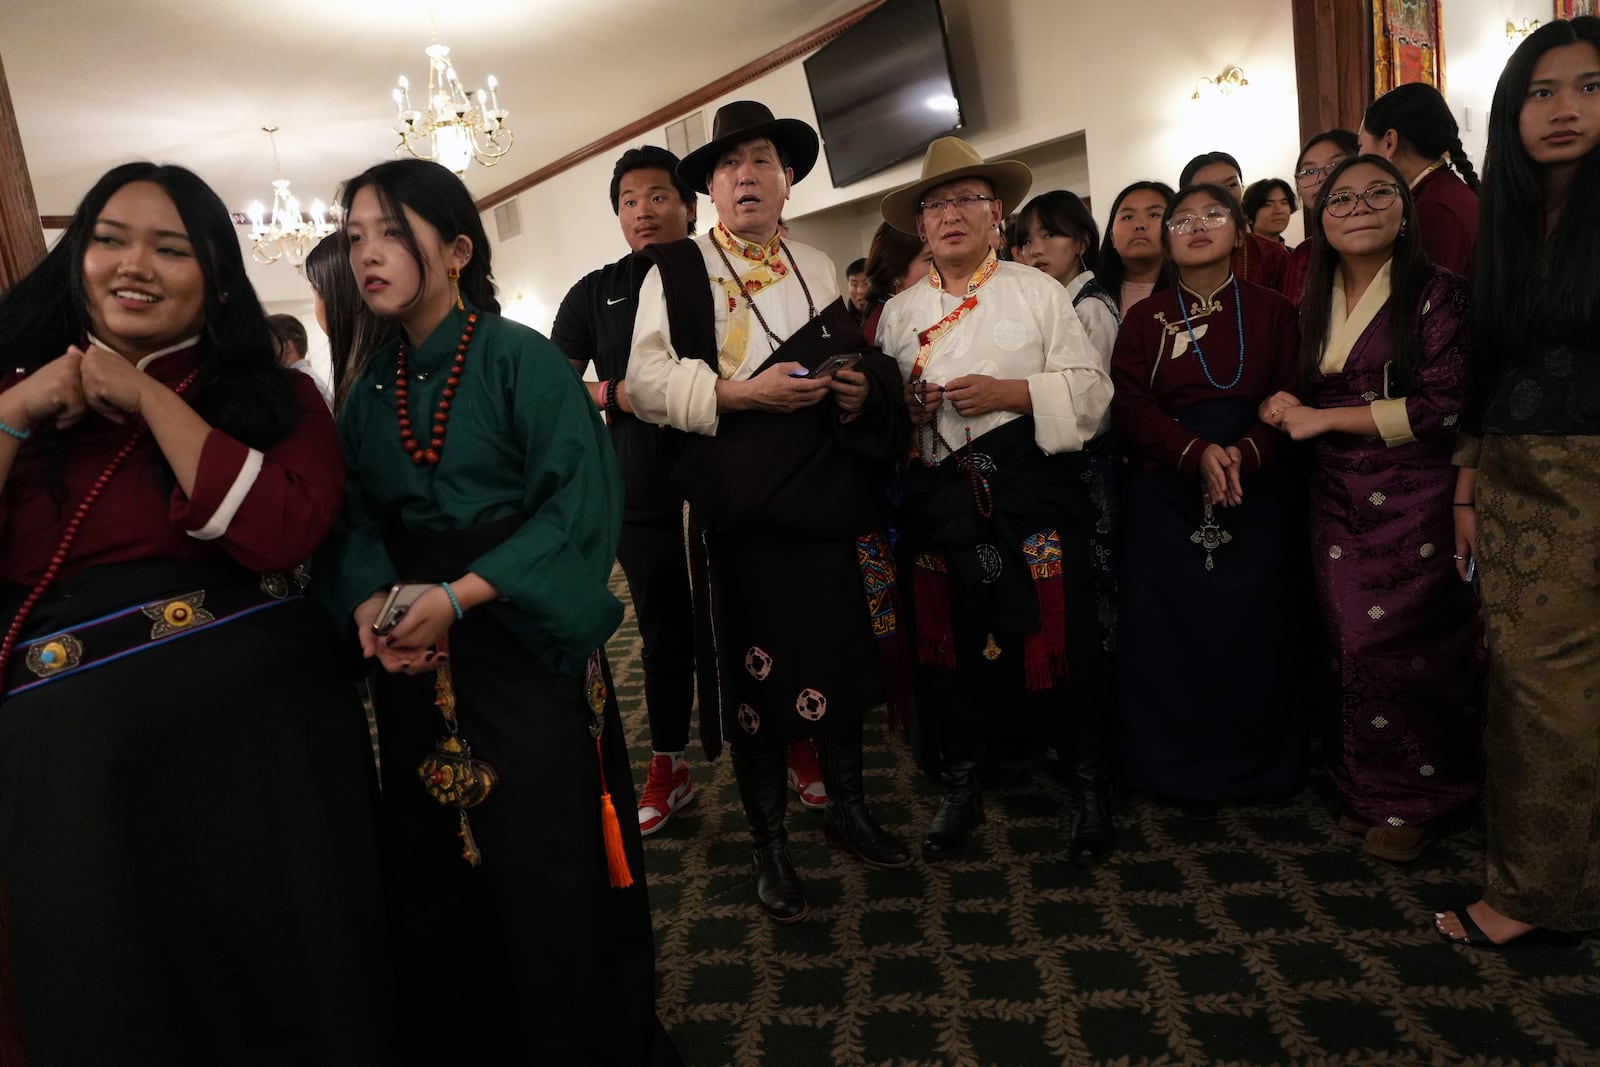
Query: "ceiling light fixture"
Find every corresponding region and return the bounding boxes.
[1505,18,1540,43]
[391,30,512,176]
[245,126,336,267]
[1192,65,1250,100]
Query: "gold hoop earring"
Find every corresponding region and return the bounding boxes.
[448,266,465,311]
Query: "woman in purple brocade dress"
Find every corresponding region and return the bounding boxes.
[1260,156,1484,864]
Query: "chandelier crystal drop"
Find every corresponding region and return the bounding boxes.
[392,41,513,175]
[245,126,336,267]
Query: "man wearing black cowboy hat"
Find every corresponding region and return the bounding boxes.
[627,100,912,925]
[876,137,1118,867]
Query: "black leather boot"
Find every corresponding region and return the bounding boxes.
[814,718,913,869]
[731,749,808,923]
[1067,758,1115,866]
[921,756,984,860]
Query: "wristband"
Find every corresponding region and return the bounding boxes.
[604,379,623,416]
[1453,502,1474,507]
[0,417,30,441]
[440,581,464,620]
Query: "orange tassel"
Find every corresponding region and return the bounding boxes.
[599,789,633,888]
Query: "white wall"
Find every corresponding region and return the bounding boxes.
[1441,0,1551,172]
[486,0,1305,333]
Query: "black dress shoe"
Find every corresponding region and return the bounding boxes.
[1177,798,1219,822]
[1067,780,1115,866]
[921,789,984,860]
[751,840,809,923]
[824,804,914,869]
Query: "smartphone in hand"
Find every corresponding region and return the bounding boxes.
[373,582,435,635]
[804,352,863,379]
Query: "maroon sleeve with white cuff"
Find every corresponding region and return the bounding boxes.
[168,373,345,572]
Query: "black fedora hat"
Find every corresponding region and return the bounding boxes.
[677,100,820,194]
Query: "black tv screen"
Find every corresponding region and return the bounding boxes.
[804,0,963,188]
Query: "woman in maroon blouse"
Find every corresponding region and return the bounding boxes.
[1112,183,1305,816]
[0,164,386,1064]
[1359,84,1481,275]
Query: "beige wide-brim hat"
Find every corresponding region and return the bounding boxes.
[880,136,1033,235]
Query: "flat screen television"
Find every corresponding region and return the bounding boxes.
[803,0,963,188]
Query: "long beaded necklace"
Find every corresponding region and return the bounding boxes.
[0,368,201,683]
[396,312,476,465]
[711,238,817,350]
[1176,276,1246,390]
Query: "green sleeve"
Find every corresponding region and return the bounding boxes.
[469,330,624,674]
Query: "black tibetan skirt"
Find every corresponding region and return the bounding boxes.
[375,525,679,1065]
[0,558,389,1066]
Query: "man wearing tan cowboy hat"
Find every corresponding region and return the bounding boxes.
[876,136,1118,865]
[626,100,913,925]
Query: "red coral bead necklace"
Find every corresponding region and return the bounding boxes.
[396,312,476,465]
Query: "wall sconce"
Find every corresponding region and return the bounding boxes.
[1506,18,1540,43]
[1192,65,1249,101]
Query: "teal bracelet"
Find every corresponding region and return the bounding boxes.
[0,417,29,441]
[440,581,464,620]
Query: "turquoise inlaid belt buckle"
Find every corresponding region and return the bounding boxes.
[141,592,215,640]
[25,633,85,678]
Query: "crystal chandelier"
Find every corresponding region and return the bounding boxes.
[245,126,336,267]
[391,39,513,175]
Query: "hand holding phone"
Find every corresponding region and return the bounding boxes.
[805,352,862,379]
[372,582,435,635]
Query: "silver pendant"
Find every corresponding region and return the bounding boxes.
[1190,501,1231,571]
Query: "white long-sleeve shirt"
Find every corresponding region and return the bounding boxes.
[876,260,1112,456]
[626,230,839,436]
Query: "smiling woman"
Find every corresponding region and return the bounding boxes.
[0,162,387,1063]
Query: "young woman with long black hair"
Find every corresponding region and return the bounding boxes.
[0,163,386,1063]
[1434,16,1600,948]
[1260,155,1484,864]
[324,158,678,1060]
[1111,183,1303,816]
[1098,180,1174,314]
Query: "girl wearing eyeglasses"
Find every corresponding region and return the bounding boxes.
[1435,16,1600,949]
[1110,184,1303,818]
[1282,130,1361,305]
[1259,155,1484,865]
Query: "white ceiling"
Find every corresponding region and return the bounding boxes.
[3,0,864,296]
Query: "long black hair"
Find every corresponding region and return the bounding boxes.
[1098,180,1175,300]
[1297,156,1431,395]
[1179,151,1242,190]
[1362,83,1480,190]
[1017,190,1101,274]
[1294,129,1361,241]
[0,162,296,450]
[338,159,500,383]
[304,232,389,410]
[1477,17,1600,367]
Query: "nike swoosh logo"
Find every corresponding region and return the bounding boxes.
[607,296,628,305]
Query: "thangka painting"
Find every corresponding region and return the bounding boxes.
[1372,0,1445,96]
[1554,1,1596,18]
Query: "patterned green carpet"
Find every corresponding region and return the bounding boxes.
[604,570,1600,1067]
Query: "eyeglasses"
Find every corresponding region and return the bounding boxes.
[1166,210,1233,235]
[1294,158,1347,187]
[1324,184,1401,217]
[920,193,997,216]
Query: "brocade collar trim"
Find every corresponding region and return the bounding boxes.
[1176,273,1237,308]
[1410,157,1448,190]
[927,249,999,297]
[713,222,781,265]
